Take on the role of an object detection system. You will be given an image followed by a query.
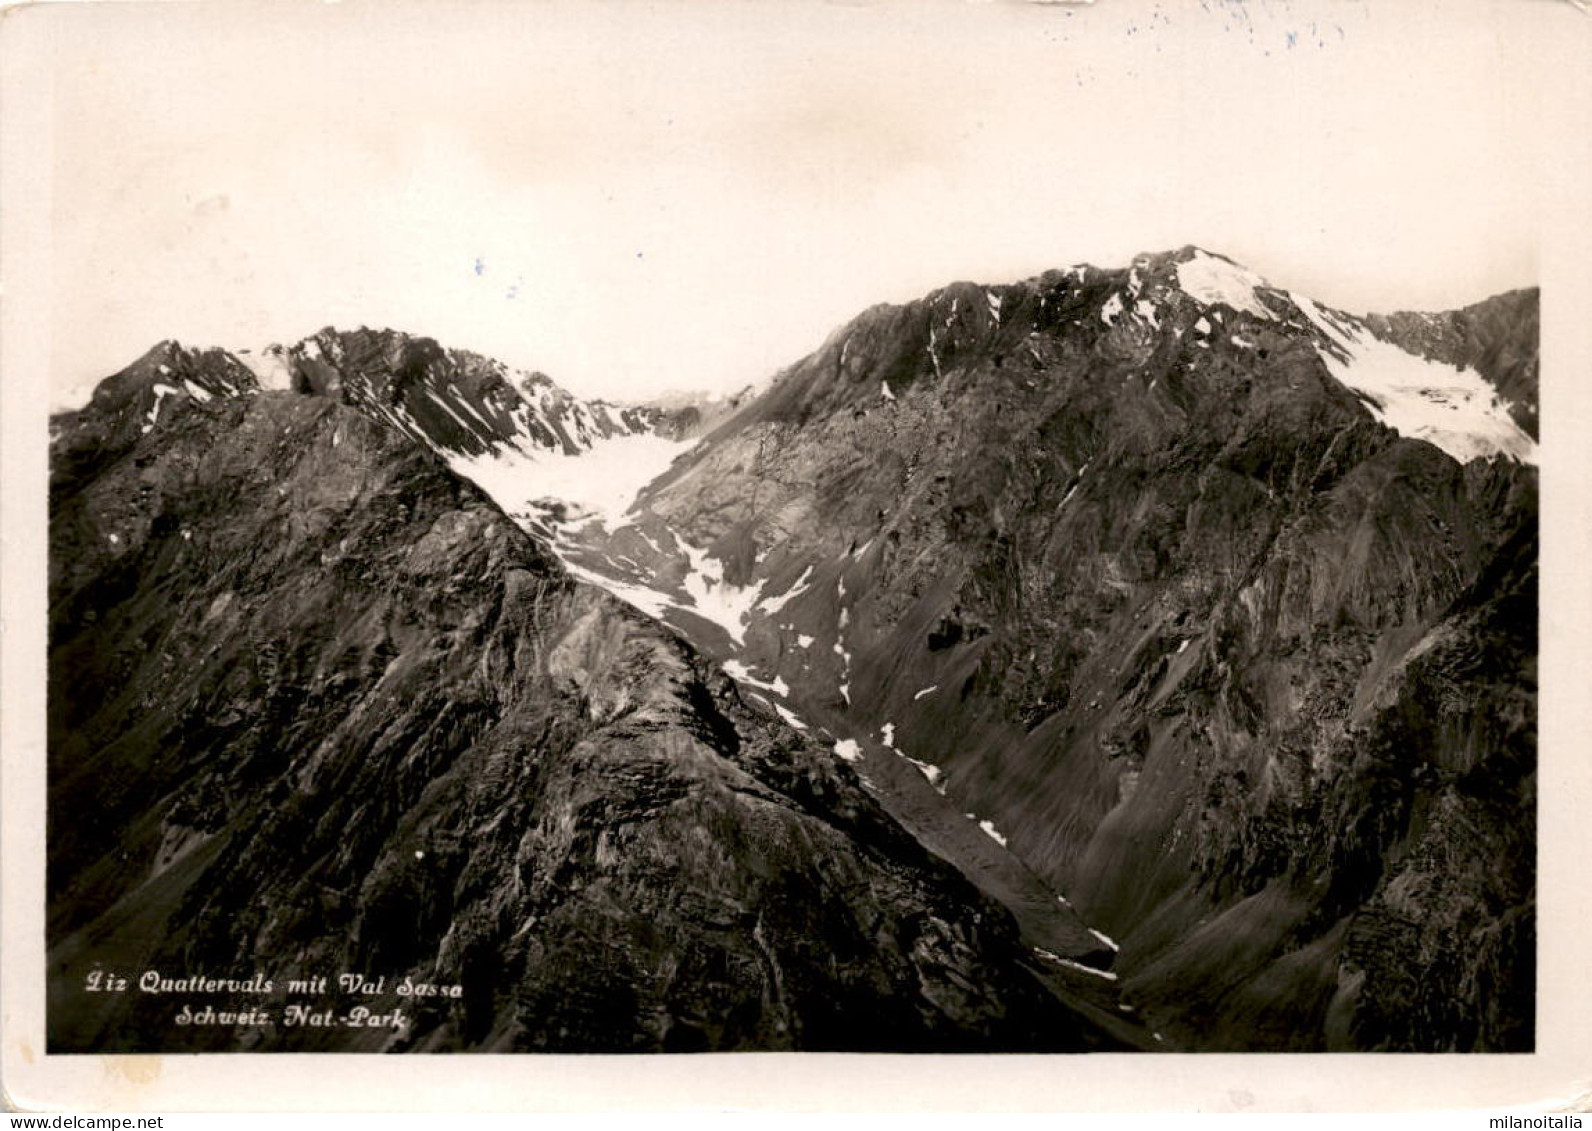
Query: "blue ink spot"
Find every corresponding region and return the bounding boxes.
[1286,30,1297,47]
[505,286,519,300]
[473,258,485,277]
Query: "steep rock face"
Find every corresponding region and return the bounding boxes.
[548,248,1537,1050]
[47,374,1130,1052]
[50,340,260,495]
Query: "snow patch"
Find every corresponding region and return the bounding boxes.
[1088,927,1120,952]
[1059,465,1088,507]
[450,430,690,534]
[1292,293,1537,465]
[1033,949,1119,981]
[721,659,790,697]
[773,703,808,731]
[678,544,765,647]
[987,290,1002,321]
[1176,250,1274,318]
[796,634,814,649]
[450,390,500,432]
[913,685,939,700]
[880,722,896,747]
[833,739,862,763]
[880,380,896,402]
[897,750,944,791]
[182,379,213,403]
[238,347,295,391]
[557,556,678,624]
[978,819,1008,847]
[147,383,180,426]
[426,389,487,439]
[757,564,814,616]
[1100,293,1125,326]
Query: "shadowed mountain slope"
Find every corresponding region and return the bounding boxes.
[47,357,1134,1052]
[48,244,1537,1053]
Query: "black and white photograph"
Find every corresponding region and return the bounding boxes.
[3,0,1590,1112]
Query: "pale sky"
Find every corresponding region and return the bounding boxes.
[24,0,1582,409]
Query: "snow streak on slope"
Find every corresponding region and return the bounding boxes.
[1292,294,1537,465]
[722,659,790,697]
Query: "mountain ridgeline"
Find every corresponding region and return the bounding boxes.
[48,339,1136,1052]
[48,246,1536,1052]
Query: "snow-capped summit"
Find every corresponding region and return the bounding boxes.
[1172,247,1277,319]
[257,327,700,533]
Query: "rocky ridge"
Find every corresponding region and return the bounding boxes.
[536,247,1538,1051]
[47,345,1138,1052]
[47,245,1537,1052]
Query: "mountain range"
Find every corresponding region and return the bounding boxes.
[47,246,1536,1052]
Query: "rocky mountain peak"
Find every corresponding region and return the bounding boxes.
[734,249,1535,468]
[497,253,1538,1052]
[82,338,260,418]
[47,321,1141,1055]
[46,247,1539,1053]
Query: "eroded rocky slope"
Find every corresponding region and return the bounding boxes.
[48,246,1537,1054]
[47,354,1133,1052]
[547,248,1537,1051]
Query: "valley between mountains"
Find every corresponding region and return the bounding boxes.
[47,247,1536,1053]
